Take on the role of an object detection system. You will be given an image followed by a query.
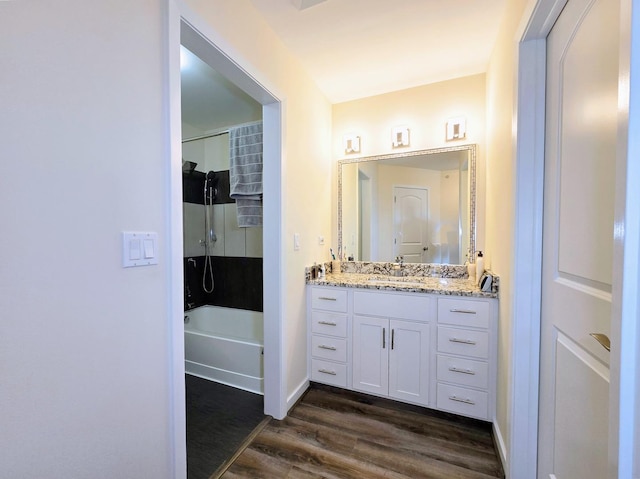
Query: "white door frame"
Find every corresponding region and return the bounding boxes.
[166,2,286,478]
[512,0,639,477]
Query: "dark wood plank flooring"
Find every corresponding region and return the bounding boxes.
[220,383,504,479]
[186,375,265,479]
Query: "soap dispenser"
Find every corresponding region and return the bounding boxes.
[476,251,485,284]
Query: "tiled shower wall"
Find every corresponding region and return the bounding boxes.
[182,133,263,312]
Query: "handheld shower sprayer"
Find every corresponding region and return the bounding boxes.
[202,171,219,294]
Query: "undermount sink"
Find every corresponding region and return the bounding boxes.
[367,277,425,288]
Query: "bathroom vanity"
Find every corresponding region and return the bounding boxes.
[306,265,498,422]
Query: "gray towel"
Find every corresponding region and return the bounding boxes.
[229,121,263,227]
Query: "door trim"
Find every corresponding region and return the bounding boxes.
[167,2,286,478]
[511,1,569,478]
[613,0,640,475]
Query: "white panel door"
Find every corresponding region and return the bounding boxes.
[538,0,619,476]
[352,315,389,396]
[388,319,429,406]
[393,187,428,263]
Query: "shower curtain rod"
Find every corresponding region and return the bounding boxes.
[182,129,229,144]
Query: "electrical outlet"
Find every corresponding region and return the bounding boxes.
[294,233,300,251]
[318,235,325,245]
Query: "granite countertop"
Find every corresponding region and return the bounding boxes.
[307,272,498,299]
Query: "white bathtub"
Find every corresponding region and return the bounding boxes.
[184,305,264,394]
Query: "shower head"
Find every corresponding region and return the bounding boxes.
[182,160,197,173]
[205,171,219,202]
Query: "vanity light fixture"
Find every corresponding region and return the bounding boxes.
[446,117,467,141]
[343,134,361,154]
[391,126,410,148]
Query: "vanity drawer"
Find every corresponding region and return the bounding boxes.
[437,298,490,329]
[353,290,431,321]
[311,335,347,362]
[437,383,488,420]
[311,287,347,312]
[437,326,489,359]
[311,311,347,337]
[436,354,488,389]
[311,358,347,387]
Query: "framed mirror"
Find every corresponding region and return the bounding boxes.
[338,144,476,265]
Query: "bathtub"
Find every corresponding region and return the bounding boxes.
[184,305,264,394]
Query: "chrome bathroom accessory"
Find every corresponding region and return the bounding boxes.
[202,171,219,294]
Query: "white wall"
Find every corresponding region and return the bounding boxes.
[332,74,487,255]
[485,0,529,470]
[0,2,174,477]
[440,169,461,264]
[341,162,359,260]
[182,0,333,407]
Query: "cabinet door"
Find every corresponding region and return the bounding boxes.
[352,315,389,396]
[388,320,430,406]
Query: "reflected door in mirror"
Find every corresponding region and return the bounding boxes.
[394,187,428,263]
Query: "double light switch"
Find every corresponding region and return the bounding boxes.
[122,232,158,267]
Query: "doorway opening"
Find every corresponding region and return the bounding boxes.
[169,14,285,479]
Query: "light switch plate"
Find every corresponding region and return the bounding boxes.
[123,232,159,267]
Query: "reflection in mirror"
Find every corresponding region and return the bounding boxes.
[338,145,475,265]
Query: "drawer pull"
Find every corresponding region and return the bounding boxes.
[318,368,337,376]
[382,328,386,349]
[449,395,476,405]
[318,345,337,351]
[450,308,477,314]
[318,296,337,301]
[449,337,477,345]
[449,366,476,375]
[318,320,337,326]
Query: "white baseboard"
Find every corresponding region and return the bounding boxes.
[287,378,309,412]
[493,420,508,477]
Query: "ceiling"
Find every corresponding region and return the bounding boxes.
[249,0,507,103]
[181,0,507,133]
[181,46,262,135]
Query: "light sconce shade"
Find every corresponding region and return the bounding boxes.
[392,126,410,148]
[446,117,467,141]
[343,134,361,154]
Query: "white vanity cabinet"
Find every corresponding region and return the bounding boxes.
[352,290,431,406]
[435,297,496,420]
[307,284,498,421]
[308,286,349,388]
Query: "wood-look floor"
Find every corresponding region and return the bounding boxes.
[219,383,504,479]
